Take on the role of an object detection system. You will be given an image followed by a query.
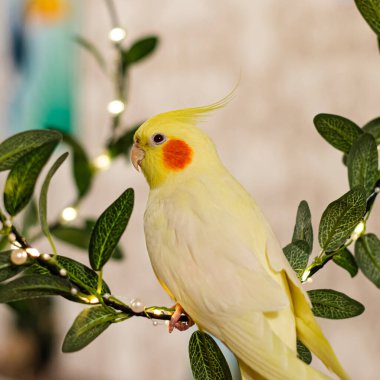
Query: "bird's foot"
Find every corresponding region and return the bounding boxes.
[169,303,194,333]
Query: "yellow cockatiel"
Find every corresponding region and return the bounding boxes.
[131,97,350,380]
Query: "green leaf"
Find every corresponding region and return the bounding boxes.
[354,0,380,36]
[0,275,72,303]
[313,114,362,153]
[56,256,110,295]
[39,153,69,248]
[0,236,9,251]
[292,200,313,253]
[355,234,380,287]
[347,133,378,197]
[297,339,312,365]
[24,263,51,276]
[308,289,364,319]
[189,331,232,380]
[283,240,310,280]
[52,224,124,260]
[4,141,59,216]
[363,116,380,143]
[52,225,90,250]
[57,131,93,199]
[0,129,61,171]
[332,248,358,277]
[107,124,141,159]
[89,188,134,270]
[318,187,367,251]
[0,250,31,282]
[62,306,122,352]
[122,36,159,71]
[74,35,107,72]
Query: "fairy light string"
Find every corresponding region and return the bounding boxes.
[0,207,188,323]
[57,0,129,225]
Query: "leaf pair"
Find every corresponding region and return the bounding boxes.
[0,255,110,299]
[284,201,313,280]
[314,114,378,198]
[0,130,62,216]
[76,34,159,77]
[60,189,134,352]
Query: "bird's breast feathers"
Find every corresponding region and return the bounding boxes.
[144,171,299,323]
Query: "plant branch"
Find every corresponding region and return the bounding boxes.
[301,179,380,282]
[0,210,189,323]
[104,0,120,28]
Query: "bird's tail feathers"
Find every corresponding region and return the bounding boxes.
[289,280,351,380]
[220,314,330,380]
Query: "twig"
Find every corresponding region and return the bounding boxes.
[0,209,188,323]
[301,180,380,282]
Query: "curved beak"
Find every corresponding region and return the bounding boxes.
[131,142,145,172]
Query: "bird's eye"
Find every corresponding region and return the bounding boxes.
[152,133,166,145]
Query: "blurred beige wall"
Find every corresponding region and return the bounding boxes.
[1,0,380,379]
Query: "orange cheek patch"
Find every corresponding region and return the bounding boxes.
[162,139,193,170]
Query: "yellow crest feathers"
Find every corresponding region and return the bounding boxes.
[147,83,238,127]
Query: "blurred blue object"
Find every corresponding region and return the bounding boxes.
[9,0,78,134]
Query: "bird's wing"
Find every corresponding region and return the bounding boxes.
[145,176,291,317]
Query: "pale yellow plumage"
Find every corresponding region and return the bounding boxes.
[132,97,350,380]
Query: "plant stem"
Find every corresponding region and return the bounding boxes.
[301,180,380,282]
[3,215,189,323]
[104,0,120,28]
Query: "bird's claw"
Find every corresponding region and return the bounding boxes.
[169,303,194,333]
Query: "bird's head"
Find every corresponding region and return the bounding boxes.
[131,95,232,189]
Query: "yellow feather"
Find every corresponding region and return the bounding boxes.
[135,96,350,380]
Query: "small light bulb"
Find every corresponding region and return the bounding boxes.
[107,100,125,115]
[89,296,99,304]
[351,233,359,241]
[92,153,111,171]
[130,298,145,313]
[26,247,40,257]
[59,268,68,277]
[352,221,365,240]
[10,249,28,265]
[61,207,78,222]
[108,27,127,43]
[153,309,163,316]
[306,277,313,284]
[354,221,365,235]
[301,269,310,283]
